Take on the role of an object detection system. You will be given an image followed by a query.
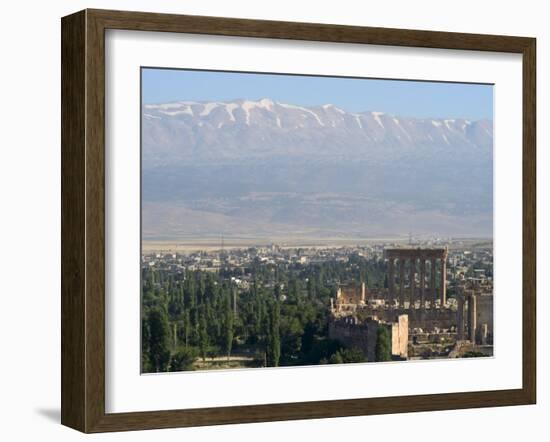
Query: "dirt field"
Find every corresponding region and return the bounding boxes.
[141,237,412,253]
[142,237,491,253]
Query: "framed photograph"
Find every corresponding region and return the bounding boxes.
[61,9,536,433]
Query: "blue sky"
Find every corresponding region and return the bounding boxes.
[142,68,493,120]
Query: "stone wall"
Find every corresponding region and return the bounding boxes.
[328,315,408,361]
[391,315,409,358]
[328,316,374,360]
[476,295,493,334]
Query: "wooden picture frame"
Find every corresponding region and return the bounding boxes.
[61,8,536,433]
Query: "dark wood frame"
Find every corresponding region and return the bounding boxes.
[61,8,536,433]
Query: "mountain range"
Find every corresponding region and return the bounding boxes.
[141,98,493,241]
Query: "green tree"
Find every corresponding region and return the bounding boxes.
[306,278,316,300]
[329,351,343,364]
[280,309,304,361]
[288,277,299,302]
[169,348,197,372]
[198,307,209,361]
[147,307,171,372]
[375,326,392,362]
[224,292,234,358]
[267,302,281,367]
[141,315,151,372]
[185,275,197,309]
[340,347,367,363]
[182,309,191,348]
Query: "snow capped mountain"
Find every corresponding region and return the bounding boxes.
[141,98,493,239]
[142,98,492,167]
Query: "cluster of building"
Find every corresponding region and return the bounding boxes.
[329,245,494,361]
[142,243,383,274]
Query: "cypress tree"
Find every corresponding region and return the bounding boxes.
[375,326,392,362]
[147,307,171,372]
[224,293,234,358]
[141,315,151,372]
[198,306,209,361]
[267,302,281,367]
[183,309,191,348]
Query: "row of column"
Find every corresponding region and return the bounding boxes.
[388,257,446,308]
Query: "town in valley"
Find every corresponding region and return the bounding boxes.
[141,238,493,372]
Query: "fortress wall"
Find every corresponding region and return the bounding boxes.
[328,319,375,361]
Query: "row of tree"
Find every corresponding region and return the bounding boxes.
[141,255,390,373]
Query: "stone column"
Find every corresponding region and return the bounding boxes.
[430,258,437,306]
[399,258,405,308]
[388,257,395,300]
[440,256,447,306]
[480,323,488,345]
[468,293,477,343]
[409,257,415,309]
[420,258,426,310]
[457,293,465,340]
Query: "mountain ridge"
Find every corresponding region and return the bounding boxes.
[142,98,492,167]
[141,98,493,239]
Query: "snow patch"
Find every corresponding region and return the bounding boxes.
[371,112,385,129]
[444,119,455,130]
[242,101,254,125]
[279,103,324,126]
[323,104,345,114]
[225,103,238,121]
[159,109,193,116]
[144,101,196,111]
[393,117,412,141]
[240,99,276,124]
[241,99,275,123]
[149,101,195,116]
[258,98,274,110]
[200,102,219,116]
